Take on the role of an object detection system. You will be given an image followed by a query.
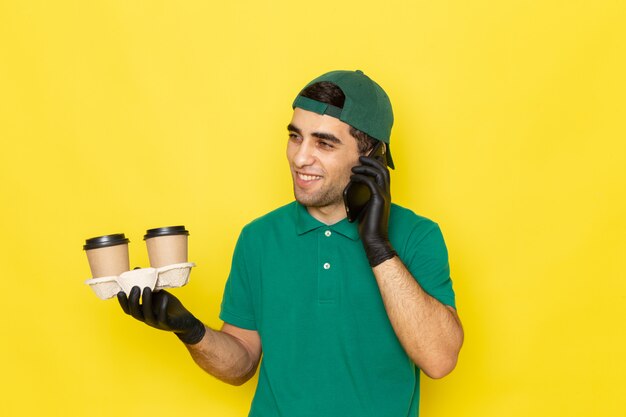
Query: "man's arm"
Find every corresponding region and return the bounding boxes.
[118,287,261,386]
[184,323,262,386]
[350,155,463,378]
[372,256,463,379]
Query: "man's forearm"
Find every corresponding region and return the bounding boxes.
[184,325,259,386]
[373,256,464,379]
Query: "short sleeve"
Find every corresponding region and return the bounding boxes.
[220,228,257,330]
[403,223,456,309]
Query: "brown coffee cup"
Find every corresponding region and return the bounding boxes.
[83,234,130,278]
[144,226,189,268]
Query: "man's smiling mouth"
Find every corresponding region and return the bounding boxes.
[297,172,323,181]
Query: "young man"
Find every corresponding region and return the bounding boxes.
[118,70,464,416]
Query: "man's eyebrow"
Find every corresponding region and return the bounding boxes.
[287,123,342,145]
[287,124,301,134]
[312,132,342,144]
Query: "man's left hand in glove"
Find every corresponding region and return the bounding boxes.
[349,155,398,267]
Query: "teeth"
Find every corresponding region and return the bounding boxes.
[298,173,322,181]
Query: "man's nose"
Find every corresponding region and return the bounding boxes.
[293,140,316,167]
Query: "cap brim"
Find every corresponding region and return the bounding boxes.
[386,144,395,169]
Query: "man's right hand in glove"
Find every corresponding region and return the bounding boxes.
[117,286,206,345]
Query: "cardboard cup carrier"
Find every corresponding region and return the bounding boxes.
[83,228,194,300]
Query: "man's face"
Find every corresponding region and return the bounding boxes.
[286,108,361,218]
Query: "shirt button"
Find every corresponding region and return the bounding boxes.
[323,262,331,270]
[325,230,332,237]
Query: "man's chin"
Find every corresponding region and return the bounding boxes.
[294,194,317,207]
[293,191,341,209]
[294,191,319,207]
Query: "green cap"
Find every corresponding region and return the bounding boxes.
[292,70,395,169]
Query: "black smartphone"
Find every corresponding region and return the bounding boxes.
[343,141,387,222]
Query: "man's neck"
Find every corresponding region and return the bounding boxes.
[306,202,347,225]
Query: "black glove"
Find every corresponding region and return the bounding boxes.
[350,155,397,267]
[117,286,206,345]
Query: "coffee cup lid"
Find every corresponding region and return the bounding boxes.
[83,234,130,250]
[144,225,189,240]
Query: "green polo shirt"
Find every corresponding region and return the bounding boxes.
[220,201,455,417]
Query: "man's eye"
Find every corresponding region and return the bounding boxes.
[288,133,301,141]
[319,141,334,149]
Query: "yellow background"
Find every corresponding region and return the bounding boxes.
[1,1,624,416]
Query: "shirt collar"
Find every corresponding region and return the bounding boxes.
[294,201,360,241]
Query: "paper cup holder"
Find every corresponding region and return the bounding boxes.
[85,262,195,300]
